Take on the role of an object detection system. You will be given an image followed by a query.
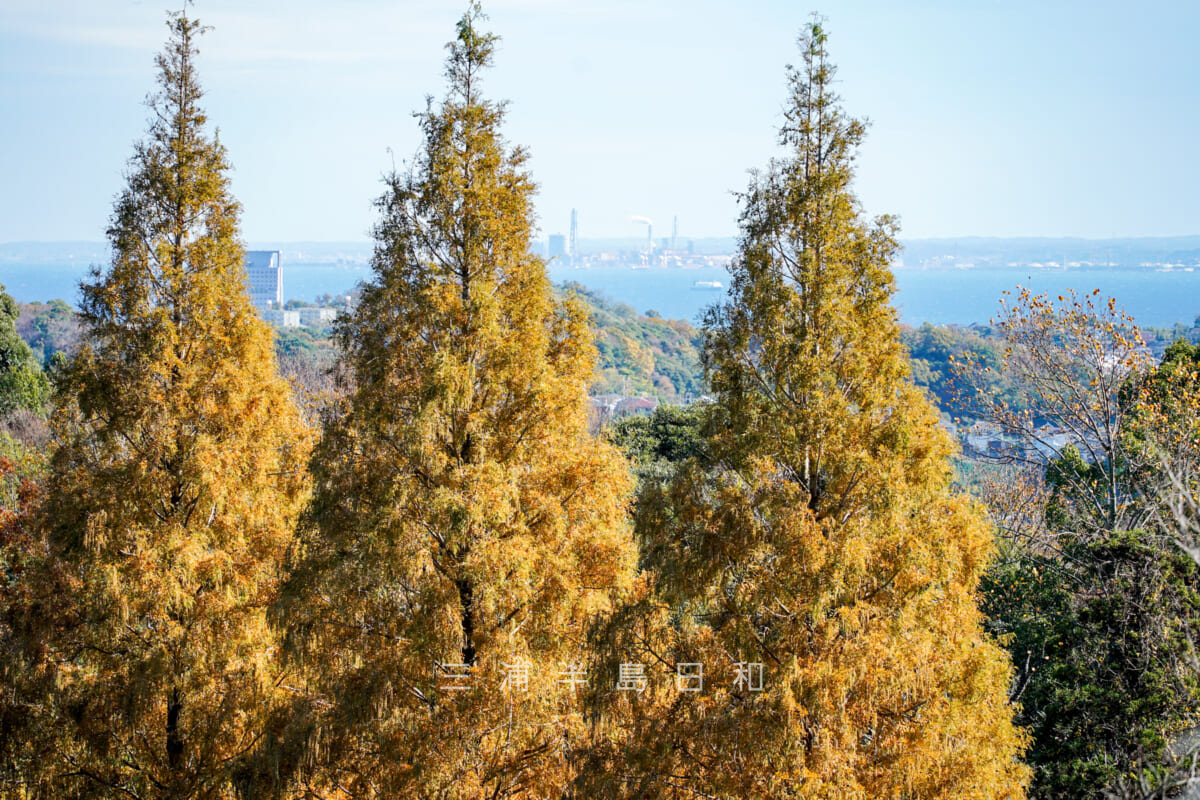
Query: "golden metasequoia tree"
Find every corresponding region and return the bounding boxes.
[581,20,1030,799]
[272,5,637,797]
[35,13,310,797]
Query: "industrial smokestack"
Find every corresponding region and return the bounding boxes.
[631,216,653,252]
[569,208,578,265]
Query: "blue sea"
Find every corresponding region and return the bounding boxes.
[3,262,1198,329]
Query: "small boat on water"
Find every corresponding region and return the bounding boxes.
[691,280,723,290]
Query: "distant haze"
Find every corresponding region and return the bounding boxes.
[7,238,1200,271]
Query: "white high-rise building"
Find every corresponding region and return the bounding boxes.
[245,250,282,309]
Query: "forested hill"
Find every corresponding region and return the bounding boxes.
[562,283,705,401]
[14,287,1199,409]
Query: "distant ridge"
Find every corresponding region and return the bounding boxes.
[0,242,110,264]
[0,241,376,266]
[900,236,1200,269]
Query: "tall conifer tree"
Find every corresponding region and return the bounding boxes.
[273,5,637,797]
[37,12,310,797]
[584,19,1029,799]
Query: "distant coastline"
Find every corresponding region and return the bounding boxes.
[3,238,1198,328]
[7,235,1200,272]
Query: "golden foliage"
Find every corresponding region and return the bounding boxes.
[954,286,1153,536]
[0,9,1045,799]
[1128,341,1200,564]
[25,13,311,797]
[273,5,637,797]
[581,18,1029,799]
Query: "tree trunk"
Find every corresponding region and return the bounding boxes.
[456,578,477,666]
[166,686,183,770]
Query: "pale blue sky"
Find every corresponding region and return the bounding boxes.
[3,0,1199,242]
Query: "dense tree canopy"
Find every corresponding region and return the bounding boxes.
[10,13,312,797]
[16,5,1196,798]
[582,19,1029,799]
[271,6,638,797]
[965,292,1200,798]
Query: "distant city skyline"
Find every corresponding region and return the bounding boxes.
[4,1,1200,243]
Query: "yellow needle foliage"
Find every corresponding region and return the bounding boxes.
[35,13,311,798]
[272,5,637,797]
[583,19,1030,799]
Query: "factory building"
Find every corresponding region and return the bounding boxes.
[261,308,300,328]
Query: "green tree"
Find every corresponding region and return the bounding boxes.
[0,285,49,416]
[272,6,637,797]
[962,292,1200,797]
[606,403,706,483]
[977,460,1200,799]
[24,13,311,797]
[583,19,1029,798]
[1103,338,1200,797]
